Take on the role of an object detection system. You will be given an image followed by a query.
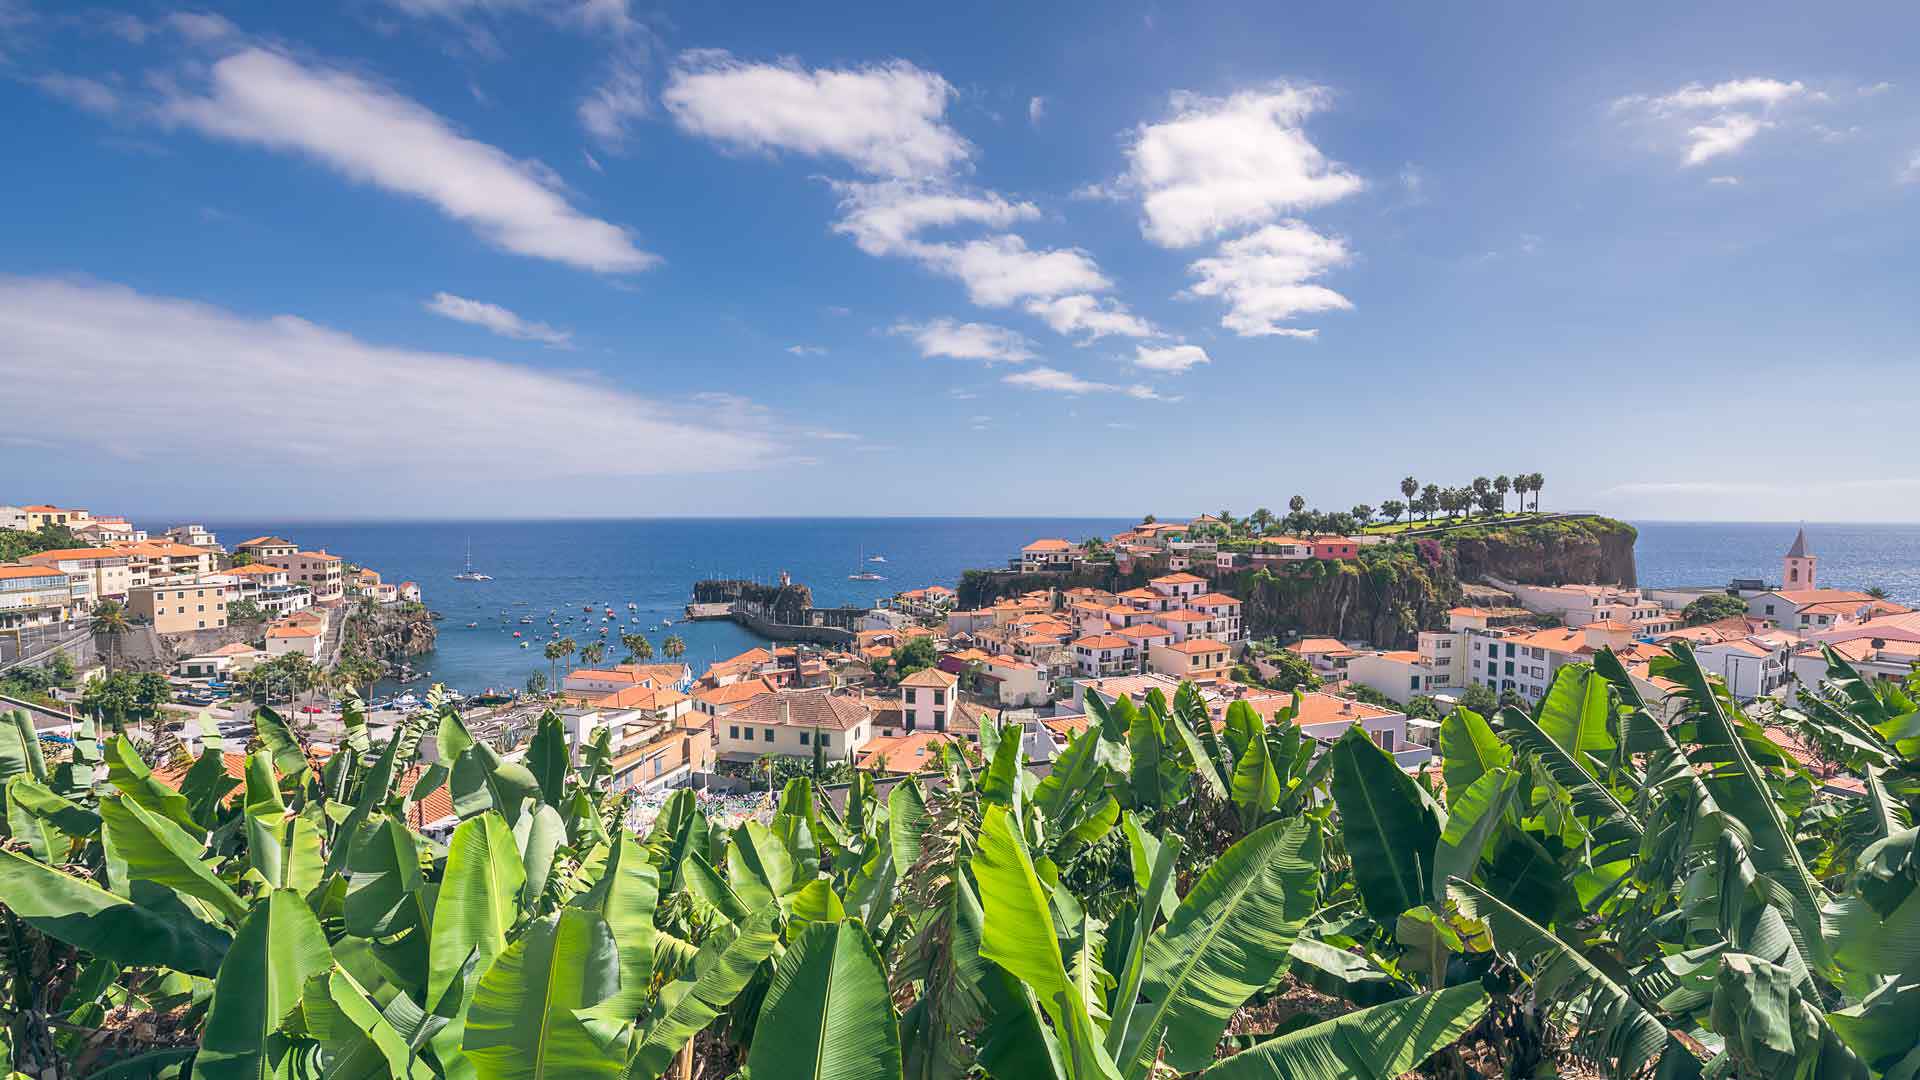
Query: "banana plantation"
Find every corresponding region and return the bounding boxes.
[3,639,1920,1078]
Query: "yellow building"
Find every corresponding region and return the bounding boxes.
[128,582,230,633]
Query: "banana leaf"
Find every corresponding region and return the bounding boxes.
[462,907,622,1080]
[1198,982,1487,1080]
[748,920,901,1080]
[192,888,333,1080]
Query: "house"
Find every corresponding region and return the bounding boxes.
[1019,538,1084,573]
[1310,537,1359,560]
[1692,634,1794,700]
[1148,572,1209,604]
[1187,593,1246,643]
[1790,636,1920,688]
[1224,692,1423,765]
[111,541,217,584]
[711,689,874,762]
[972,653,1052,707]
[264,622,323,659]
[0,563,82,628]
[1747,589,1880,633]
[1292,638,1362,677]
[1148,638,1231,683]
[264,550,344,604]
[703,647,778,687]
[1251,537,1314,563]
[75,517,142,544]
[609,726,711,792]
[691,677,777,721]
[209,563,311,618]
[396,582,421,603]
[1347,631,1466,705]
[8,505,93,531]
[1495,580,1671,632]
[1462,624,1632,703]
[1073,634,1138,677]
[163,524,221,550]
[177,642,265,680]
[1073,672,1210,714]
[234,536,299,561]
[899,667,960,732]
[893,585,957,619]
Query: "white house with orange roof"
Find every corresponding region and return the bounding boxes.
[264,621,323,659]
[22,547,133,604]
[177,641,265,680]
[1073,633,1138,677]
[1692,633,1794,699]
[1347,630,1466,705]
[1494,579,1669,632]
[1148,572,1208,603]
[0,563,84,627]
[1019,538,1083,573]
[1221,691,1423,765]
[1155,608,1231,643]
[1148,638,1231,683]
[972,653,1052,707]
[691,677,777,721]
[899,666,960,733]
[234,536,299,561]
[711,688,874,762]
[1291,637,1362,678]
[1462,623,1637,703]
[1187,591,1246,643]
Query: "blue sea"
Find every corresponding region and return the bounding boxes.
[190,517,1918,695]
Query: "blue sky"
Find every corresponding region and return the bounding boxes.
[2,1,1917,521]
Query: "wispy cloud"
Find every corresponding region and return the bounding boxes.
[0,276,778,476]
[1131,343,1210,373]
[425,291,572,346]
[158,48,656,272]
[1027,96,1046,125]
[1612,76,1812,167]
[1003,366,1175,400]
[785,344,828,356]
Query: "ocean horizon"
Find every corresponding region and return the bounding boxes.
[187,516,1920,695]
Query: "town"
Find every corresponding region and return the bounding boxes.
[10,498,1912,826]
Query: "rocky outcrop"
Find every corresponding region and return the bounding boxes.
[693,579,813,626]
[344,603,438,663]
[1450,517,1638,588]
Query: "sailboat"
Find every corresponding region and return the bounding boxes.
[453,539,492,581]
[848,545,885,581]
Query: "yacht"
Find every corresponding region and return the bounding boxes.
[452,539,492,581]
[868,554,887,563]
[848,545,886,581]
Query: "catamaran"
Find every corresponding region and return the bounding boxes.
[452,539,492,581]
[848,546,885,581]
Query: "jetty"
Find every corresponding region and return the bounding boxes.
[687,574,859,645]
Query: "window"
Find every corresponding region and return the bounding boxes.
[799,732,810,746]
[1504,661,1515,676]
[819,733,830,748]
[729,725,738,739]
[933,690,945,705]
[905,689,916,703]
[1411,676,1421,690]
[764,728,774,742]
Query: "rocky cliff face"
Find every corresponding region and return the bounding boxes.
[692,579,813,625]
[1450,517,1639,588]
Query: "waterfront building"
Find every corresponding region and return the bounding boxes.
[163,524,221,550]
[1018,538,1084,573]
[264,622,323,659]
[177,642,265,680]
[208,564,311,618]
[127,581,229,633]
[234,536,299,561]
[264,550,344,603]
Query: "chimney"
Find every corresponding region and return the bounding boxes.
[778,697,790,728]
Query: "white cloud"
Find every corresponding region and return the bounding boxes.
[1024,294,1156,340]
[0,276,777,476]
[159,48,656,273]
[425,291,572,346]
[1621,77,1805,115]
[1859,81,1893,97]
[1708,175,1742,185]
[890,318,1033,364]
[1184,221,1352,338]
[1682,113,1767,165]
[1028,96,1046,124]
[786,344,828,356]
[831,181,1037,256]
[1123,85,1363,248]
[1003,366,1172,400]
[1132,343,1210,373]
[579,59,649,149]
[34,74,120,115]
[664,50,969,179]
[165,12,237,41]
[928,235,1109,307]
[1903,151,1920,185]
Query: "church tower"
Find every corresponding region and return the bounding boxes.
[1783,527,1816,590]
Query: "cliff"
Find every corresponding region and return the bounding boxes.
[951,515,1639,650]
[345,603,438,662]
[692,579,813,626]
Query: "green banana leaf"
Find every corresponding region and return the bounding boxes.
[191,888,333,1080]
[1197,982,1487,1079]
[462,907,622,1080]
[748,920,902,1080]
[0,846,228,975]
[624,905,780,1080]
[1121,816,1322,1076]
[99,794,247,923]
[1327,727,1441,925]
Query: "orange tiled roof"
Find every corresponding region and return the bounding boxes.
[1164,638,1227,655]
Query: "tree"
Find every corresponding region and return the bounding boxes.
[1476,489,1502,517]
[90,599,130,672]
[557,636,578,678]
[229,551,258,567]
[1470,476,1492,516]
[1527,471,1544,511]
[543,639,567,690]
[1420,484,1441,522]
[1249,507,1273,536]
[1682,592,1750,626]
[334,654,386,703]
[47,648,76,686]
[621,632,654,664]
[1142,513,1156,524]
[226,599,266,624]
[1288,494,1307,515]
[579,640,607,668]
[893,635,938,678]
[1456,681,1498,713]
[1400,475,1419,506]
[1257,647,1322,692]
[524,670,548,696]
[1380,499,1406,525]
[662,635,686,660]
[1350,504,1373,528]
[1494,474,1511,513]
[1867,586,1890,600]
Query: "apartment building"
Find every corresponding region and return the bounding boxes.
[265,550,344,603]
[1148,638,1231,683]
[127,581,229,633]
[1497,580,1674,634]
[163,524,221,550]
[1347,630,1466,705]
[1463,622,1635,703]
[22,548,131,606]
[0,563,82,628]
[234,536,299,561]
[1073,633,1138,677]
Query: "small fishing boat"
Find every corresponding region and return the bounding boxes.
[520,641,529,648]
[466,621,478,628]
[869,554,887,563]
[627,602,637,610]
[512,631,522,638]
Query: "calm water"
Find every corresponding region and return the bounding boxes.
[197,517,1133,694]
[190,517,1917,694]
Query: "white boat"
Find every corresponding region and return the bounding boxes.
[453,539,492,581]
[868,554,887,563]
[848,545,885,581]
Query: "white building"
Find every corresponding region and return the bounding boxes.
[1463,623,1635,704]
[164,524,222,550]
[711,689,874,762]
[1019,539,1085,573]
[1493,580,1674,634]
[1692,634,1794,700]
[900,667,960,732]
[1072,634,1138,678]
[1347,631,1466,705]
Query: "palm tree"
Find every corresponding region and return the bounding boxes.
[1420,484,1441,522]
[1470,477,1492,518]
[557,636,578,679]
[1288,494,1306,515]
[1528,472,1545,512]
[90,599,130,672]
[578,640,607,668]
[1400,475,1418,511]
[663,635,686,660]
[543,639,566,690]
[1249,507,1273,536]
[1493,474,1511,514]
[622,632,654,664]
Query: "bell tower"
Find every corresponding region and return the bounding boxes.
[1783,527,1816,590]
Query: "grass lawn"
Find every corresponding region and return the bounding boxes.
[1360,512,1544,535]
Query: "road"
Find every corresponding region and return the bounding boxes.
[0,622,94,673]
